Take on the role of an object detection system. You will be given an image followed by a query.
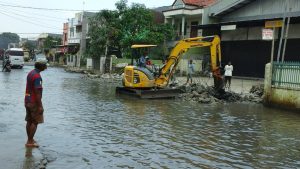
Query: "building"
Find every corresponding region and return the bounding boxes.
[37,33,62,50]
[163,0,216,39]
[62,23,69,53]
[67,12,95,67]
[162,0,217,75]
[200,0,300,77]
[161,0,300,77]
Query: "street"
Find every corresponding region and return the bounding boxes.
[0,66,300,168]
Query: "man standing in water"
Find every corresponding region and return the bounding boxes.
[25,61,47,147]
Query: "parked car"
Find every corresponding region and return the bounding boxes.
[5,48,24,69]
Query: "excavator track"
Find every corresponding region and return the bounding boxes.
[116,87,183,99]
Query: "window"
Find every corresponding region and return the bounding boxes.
[8,51,24,56]
[70,27,74,37]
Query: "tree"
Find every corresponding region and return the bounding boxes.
[87,0,174,58]
[0,32,20,49]
[23,41,36,51]
[86,10,121,58]
[43,36,61,49]
[23,41,37,58]
[42,36,61,56]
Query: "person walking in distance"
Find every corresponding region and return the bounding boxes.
[224,61,233,90]
[186,59,195,84]
[24,61,47,147]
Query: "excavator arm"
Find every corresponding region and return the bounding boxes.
[155,35,223,90]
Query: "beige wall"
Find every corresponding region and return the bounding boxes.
[178,59,202,75]
[264,63,300,111]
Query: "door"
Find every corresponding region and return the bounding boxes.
[190,21,199,38]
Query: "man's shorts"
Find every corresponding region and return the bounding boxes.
[25,103,44,124]
[225,76,232,83]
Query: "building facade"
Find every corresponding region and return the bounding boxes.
[37,33,62,50]
[162,0,217,75]
[201,0,300,77]
[162,0,300,77]
[67,12,95,67]
[163,0,216,39]
[62,23,68,53]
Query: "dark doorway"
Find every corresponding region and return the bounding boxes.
[190,21,198,38]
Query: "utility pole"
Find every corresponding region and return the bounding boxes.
[282,0,291,62]
[78,0,85,68]
[276,0,288,62]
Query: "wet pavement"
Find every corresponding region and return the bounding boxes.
[0,66,300,169]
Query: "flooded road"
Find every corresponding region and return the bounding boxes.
[0,66,300,169]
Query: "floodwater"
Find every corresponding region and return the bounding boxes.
[0,66,299,169]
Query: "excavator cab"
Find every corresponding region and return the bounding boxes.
[123,45,157,89]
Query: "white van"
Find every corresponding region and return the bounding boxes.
[5,48,24,68]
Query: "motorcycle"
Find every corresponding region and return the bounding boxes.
[2,57,11,72]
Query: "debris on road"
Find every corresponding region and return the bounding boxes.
[178,83,263,104]
[249,84,264,97]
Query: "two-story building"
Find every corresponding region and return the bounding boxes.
[163,0,216,39]
[67,12,95,67]
[162,0,217,75]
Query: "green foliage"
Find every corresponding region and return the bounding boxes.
[43,36,62,49]
[0,32,20,49]
[87,10,121,58]
[23,41,36,50]
[87,0,175,59]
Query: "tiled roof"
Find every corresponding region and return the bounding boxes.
[182,0,216,7]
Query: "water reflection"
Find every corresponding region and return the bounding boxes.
[22,148,34,169]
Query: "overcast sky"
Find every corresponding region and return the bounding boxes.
[0,0,174,39]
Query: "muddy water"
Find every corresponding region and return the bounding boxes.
[0,67,300,169]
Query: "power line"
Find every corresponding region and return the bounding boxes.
[0,3,99,12]
[1,6,67,21]
[0,32,62,34]
[0,10,62,30]
[0,0,69,19]
[0,6,66,23]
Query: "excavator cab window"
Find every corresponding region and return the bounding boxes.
[130,48,150,66]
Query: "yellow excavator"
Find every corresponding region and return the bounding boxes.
[116,35,223,98]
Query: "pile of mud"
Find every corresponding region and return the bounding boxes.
[178,84,263,104]
[64,67,86,73]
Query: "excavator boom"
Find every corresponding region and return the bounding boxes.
[155,35,223,90]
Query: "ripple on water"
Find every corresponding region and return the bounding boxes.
[4,68,297,169]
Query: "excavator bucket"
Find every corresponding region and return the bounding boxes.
[116,87,184,99]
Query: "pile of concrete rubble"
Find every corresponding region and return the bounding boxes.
[64,67,86,73]
[64,67,123,80]
[178,83,264,104]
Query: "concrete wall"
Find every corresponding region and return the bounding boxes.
[263,63,300,111]
[67,55,76,67]
[178,59,202,75]
[221,26,280,41]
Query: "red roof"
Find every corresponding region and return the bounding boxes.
[173,0,216,7]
